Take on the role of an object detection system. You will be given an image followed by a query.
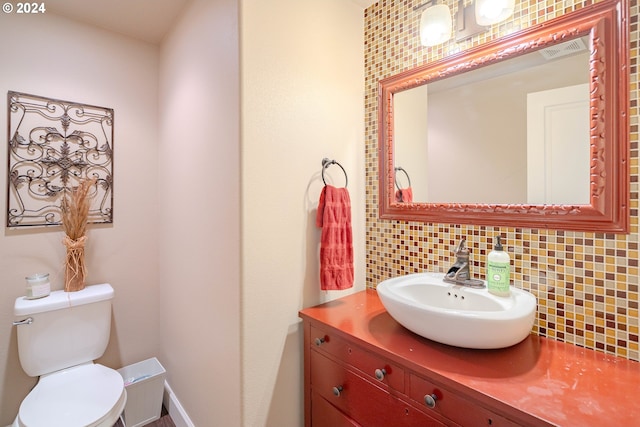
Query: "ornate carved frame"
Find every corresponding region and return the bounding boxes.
[378,0,629,232]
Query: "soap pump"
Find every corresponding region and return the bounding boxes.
[487,235,511,296]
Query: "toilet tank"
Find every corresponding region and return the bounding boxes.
[14,283,114,377]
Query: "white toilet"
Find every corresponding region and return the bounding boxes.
[12,283,126,427]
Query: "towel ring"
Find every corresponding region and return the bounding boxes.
[322,158,348,188]
[394,166,411,190]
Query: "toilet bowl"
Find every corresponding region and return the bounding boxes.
[12,284,125,427]
[13,363,126,427]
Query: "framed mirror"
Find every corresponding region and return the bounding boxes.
[378,0,629,232]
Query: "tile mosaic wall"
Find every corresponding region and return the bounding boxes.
[364,0,639,361]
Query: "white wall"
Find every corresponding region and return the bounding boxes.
[158,0,242,425]
[0,12,161,425]
[241,0,366,426]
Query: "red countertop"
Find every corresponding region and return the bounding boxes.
[299,289,640,427]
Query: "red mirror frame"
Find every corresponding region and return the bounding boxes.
[378,0,629,232]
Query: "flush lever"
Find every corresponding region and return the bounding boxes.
[12,317,33,326]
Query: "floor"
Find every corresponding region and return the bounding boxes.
[113,406,175,427]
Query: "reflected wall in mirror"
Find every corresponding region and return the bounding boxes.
[394,37,591,205]
[379,0,629,232]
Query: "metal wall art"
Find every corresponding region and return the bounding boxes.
[7,91,114,227]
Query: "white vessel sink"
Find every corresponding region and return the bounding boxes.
[377,272,537,349]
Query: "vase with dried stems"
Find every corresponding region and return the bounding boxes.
[61,178,96,292]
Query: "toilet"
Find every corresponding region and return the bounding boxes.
[12,283,126,427]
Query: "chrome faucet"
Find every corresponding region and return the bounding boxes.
[443,238,485,288]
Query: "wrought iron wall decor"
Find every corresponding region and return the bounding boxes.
[7,91,113,227]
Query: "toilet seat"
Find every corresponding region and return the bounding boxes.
[17,363,126,427]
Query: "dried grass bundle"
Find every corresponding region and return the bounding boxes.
[61,178,95,239]
[61,178,96,292]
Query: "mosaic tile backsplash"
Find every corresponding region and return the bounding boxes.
[364,0,639,361]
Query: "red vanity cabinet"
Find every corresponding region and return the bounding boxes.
[307,322,445,427]
[303,318,519,427]
[300,290,640,427]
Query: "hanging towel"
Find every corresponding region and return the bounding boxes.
[395,187,413,203]
[316,185,354,291]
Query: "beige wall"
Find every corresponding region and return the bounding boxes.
[0,13,161,425]
[157,0,242,425]
[394,86,430,201]
[158,0,366,424]
[241,0,366,425]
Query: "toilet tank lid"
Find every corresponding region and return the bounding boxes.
[14,283,114,316]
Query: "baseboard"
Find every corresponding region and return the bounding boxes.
[163,380,195,427]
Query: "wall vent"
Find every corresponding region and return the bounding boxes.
[539,38,587,60]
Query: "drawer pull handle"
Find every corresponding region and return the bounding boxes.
[314,337,326,346]
[374,368,387,381]
[424,393,438,408]
[332,386,344,397]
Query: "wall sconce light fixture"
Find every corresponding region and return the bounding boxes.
[475,0,515,25]
[454,0,487,42]
[417,0,516,46]
[419,3,453,47]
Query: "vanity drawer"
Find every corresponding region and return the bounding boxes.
[410,374,519,427]
[311,351,443,427]
[311,390,360,427]
[310,324,405,392]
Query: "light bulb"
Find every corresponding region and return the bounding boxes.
[475,0,515,25]
[420,4,452,47]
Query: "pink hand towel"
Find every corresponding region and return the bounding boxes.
[395,187,413,203]
[316,185,354,291]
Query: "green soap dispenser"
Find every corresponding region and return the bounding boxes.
[487,235,511,296]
